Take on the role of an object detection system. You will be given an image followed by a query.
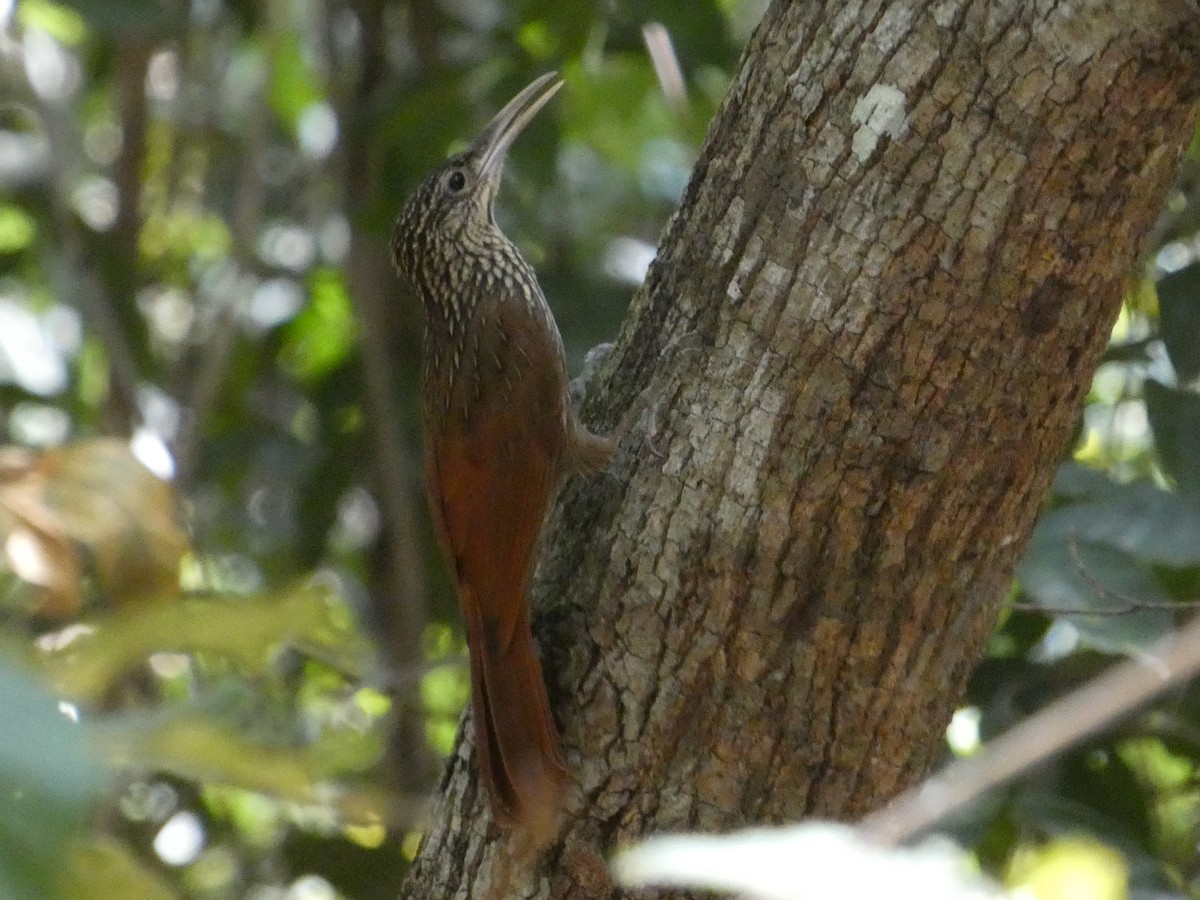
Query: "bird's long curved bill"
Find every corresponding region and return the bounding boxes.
[475,72,564,179]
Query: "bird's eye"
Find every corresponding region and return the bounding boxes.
[447,170,466,192]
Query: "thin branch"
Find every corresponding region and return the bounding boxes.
[860,611,1200,845]
[1011,533,1200,616]
[405,0,441,73]
[13,29,145,433]
[89,35,154,434]
[110,37,150,293]
[331,0,435,791]
[173,16,269,485]
[642,23,687,111]
[1012,598,1200,615]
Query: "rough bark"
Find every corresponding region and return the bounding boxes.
[400,0,1200,897]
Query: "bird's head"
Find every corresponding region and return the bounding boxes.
[392,72,563,286]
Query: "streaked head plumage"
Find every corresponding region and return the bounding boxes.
[392,72,564,288]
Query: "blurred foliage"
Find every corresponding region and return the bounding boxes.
[0,656,105,899]
[1,0,1199,898]
[0,439,186,616]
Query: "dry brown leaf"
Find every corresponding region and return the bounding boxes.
[0,439,188,617]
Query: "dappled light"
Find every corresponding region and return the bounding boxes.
[0,0,1198,898]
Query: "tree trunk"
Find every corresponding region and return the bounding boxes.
[400,1,1200,896]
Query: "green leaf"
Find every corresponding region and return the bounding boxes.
[1016,536,1173,652]
[139,207,232,267]
[377,75,474,188]
[1102,338,1154,365]
[516,20,561,60]
[561,58,674,172]
[1144,380,1200,497]
[1036,479,1200,569]
[90,707,386,823]
[0,656,105,900]
[1156,264,1200,381]
[1018,472,1200,652]
[1048,462,1120,502]
[40,585,371,702]
[62,837,180,900]
[55,0,171,37]
[0,206,36,254]
[280,268,357,383]
[268,32,325,133]
[16,0,88,44]
[107,714,326,802]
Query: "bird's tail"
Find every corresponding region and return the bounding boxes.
[465,602,569,835]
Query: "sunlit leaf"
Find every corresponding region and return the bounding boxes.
[280,268,357,382]
[204,789,283,850]
[424,717,459,758]
[111,714,326,802]
[0,205,36,254]
[40,585,371,701]
[419,657,467,715]
[62,836,180,900]
[139,207,232,266]
[0,656,105,900]
[296,680,388,773]
[1006,837,1127,900]
[516,20,561,60]
[1118,737,1192,790]
[344,818,387,849]
[16,0,88,44]
[0,439,187,617]
[75,339,111,410]
[418,624,468,754]
[269,32,325,133]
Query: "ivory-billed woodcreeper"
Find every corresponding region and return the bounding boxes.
[391,73,612,826]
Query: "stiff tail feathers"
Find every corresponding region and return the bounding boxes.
[466,602,569,832]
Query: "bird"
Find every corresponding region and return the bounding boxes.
[392,72,613,827]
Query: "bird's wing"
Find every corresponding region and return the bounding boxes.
[424,304,569,649]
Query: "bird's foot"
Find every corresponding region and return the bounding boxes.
[568,342,614,408]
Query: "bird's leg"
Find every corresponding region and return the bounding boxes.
[565,342,618,475]
[569,332,703,465]
[568,342,615,408]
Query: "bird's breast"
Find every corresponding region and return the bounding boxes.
[422,286,570,445]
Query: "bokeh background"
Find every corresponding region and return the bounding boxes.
[1,1,1199,898]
